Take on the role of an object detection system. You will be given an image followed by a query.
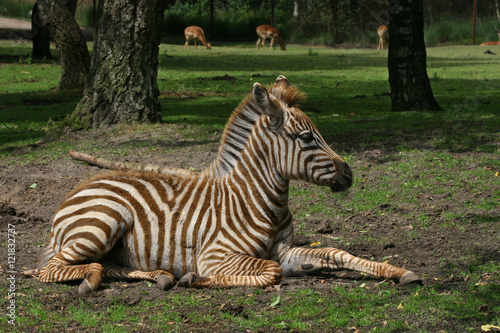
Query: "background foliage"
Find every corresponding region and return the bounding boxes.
[1,0,500,45]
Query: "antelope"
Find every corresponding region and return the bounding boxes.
[377,25,388,50]
[480,26,500,46]
[184,26,211,50]
[256,25,286,51]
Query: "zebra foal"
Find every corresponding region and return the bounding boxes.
[34,75,420,294]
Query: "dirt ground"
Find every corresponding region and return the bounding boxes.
[0,121,498,331]
[0,15,93,41]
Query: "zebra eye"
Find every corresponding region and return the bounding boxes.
[299,131,314,143]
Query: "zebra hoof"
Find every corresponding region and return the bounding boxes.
[178,272,198,288]
[157,274,175,291]
[399,271,422,285]
[78,279,94,295]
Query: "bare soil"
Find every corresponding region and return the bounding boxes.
[0,15,93,41]
[0,121,498,332]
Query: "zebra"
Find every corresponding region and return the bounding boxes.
[34,75,421,294]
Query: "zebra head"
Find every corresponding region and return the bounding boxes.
[252,76,352,193]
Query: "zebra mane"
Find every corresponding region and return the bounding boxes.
[203,84,306,178]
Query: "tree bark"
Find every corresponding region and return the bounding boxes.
[388,0,442,111]
[72,0,166,128]
[36,0,90,90]
[31,3,52,59]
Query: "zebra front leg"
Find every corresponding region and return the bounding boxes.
[279,247,421,285]
[102,264,175,291]
[178,253,282,288]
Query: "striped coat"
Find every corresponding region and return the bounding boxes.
[36,76,420,294]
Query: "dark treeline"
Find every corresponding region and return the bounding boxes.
[161,0,500,44]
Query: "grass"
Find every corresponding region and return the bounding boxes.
[1,40,499,153]
[4,270,498,332]
[0,40,499,332]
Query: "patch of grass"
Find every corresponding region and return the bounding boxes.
[2,43,499,159]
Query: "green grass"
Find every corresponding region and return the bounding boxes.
[1,41,499,154]
[3,270,498,332]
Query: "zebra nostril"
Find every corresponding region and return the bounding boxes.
[344,164,353,180]
[329,162,353,192]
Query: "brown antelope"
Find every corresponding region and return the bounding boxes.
[184,26,211,50]
[256,25,286,51]
[480,26,500,46]
[377,25,388,50]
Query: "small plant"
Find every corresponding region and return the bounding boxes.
[18,54,33,65]
[307,49,319,56]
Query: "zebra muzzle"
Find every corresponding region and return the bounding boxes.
[329,162,353,192]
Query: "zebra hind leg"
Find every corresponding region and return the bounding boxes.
[38,247,104,295]
[102,264,176,291]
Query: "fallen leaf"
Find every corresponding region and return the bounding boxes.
[270,295,281,307]
[481,324,500,332]
[264,284,281,292]
[397,303,404,309]
[478,305,491,313]
[310,241,321,246]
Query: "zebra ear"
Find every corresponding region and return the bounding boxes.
[274,75,290,89]
[252,82,284,119]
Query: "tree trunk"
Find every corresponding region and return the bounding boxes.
[330,0,339,46]
[271,0,275,27]
[31,3,52,59]
[71,0,166,128]
[36,0,90,90]
[388,0,442,111]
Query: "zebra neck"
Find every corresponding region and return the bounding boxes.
[228,151,290,218]
[202,103,261,178]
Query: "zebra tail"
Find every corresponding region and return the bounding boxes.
[36,245,56,269]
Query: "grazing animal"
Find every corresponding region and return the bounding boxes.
[34,76,420,294]
[480,26,500,46]
[184,26,211,50]
[256,25,286,51]
[378,25,388,50]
